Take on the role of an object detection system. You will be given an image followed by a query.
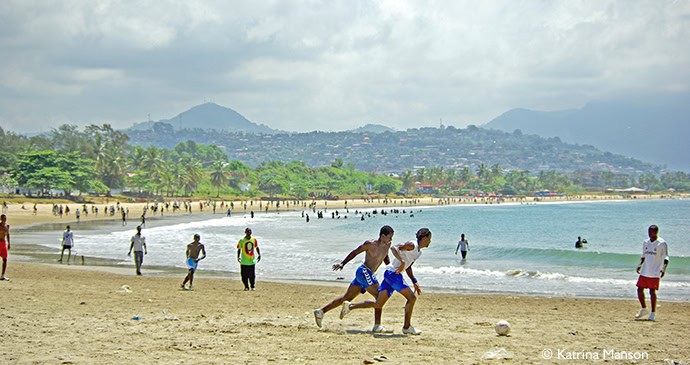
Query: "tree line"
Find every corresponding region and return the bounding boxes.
[0,125,401,198]
[1,124,688,199]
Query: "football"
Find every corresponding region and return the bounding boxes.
[494,320,511,336]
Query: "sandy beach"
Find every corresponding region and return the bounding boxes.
[1,195,689,364]
[1,262,689,364]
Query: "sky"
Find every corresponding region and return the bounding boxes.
[1,0,689,133]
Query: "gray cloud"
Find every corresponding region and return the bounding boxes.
[1,0,688,133]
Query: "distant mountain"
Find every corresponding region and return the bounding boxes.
[484,92,690,171]
[349,124,396,134]
[128,103,280,134]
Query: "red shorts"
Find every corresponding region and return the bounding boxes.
[636,275,660,290]
[0,241,7,259]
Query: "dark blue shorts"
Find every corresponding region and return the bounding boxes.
[379,269,410,297]
[351,264,378,293]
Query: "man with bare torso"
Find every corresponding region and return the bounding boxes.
[1,214,11,280]
[313,225,394,333]
[181,234,207,290]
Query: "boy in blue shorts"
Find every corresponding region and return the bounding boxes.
[181,234,206,290]
[313,225,394,332]
[343,228,432,335]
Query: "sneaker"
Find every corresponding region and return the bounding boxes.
[647,312,656,321]
[244,287,250,291]
[635,308,649,319]
[180,284,187,290]
[188,285,193,291]
[0,276,7,281]
[402,326,422,335]
[313,309,324,328]
[340,301,351,319]
[371,324,393,334]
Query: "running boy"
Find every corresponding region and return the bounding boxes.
[342,228,432,335]
[313,225,394,332]
[181,234,206,290]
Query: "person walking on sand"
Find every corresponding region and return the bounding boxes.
[455,233,469,259]
[237,228,261,291]
[128,226,147,275]
[342,228,432,335]
[0,214,11,280]
[58,225,74,263]
[635,225,669,321]
[181,234,206,291]
[313,225,394,332]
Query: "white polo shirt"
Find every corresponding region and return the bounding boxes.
[640,238,669,278]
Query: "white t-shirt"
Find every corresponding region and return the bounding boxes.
[131,234,146,252]
[388,241,422,272]
[640,238,669,278]
[458,239,469,251]
[62,231,74,247]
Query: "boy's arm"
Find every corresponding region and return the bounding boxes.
[333,241,369,271]
[143,237,147,254]
[197,245,207,262]
[405,266,421,295]
[6,226,10,250]
[256,246,261,263]
[128,237,134,255]
[636,257,645,273]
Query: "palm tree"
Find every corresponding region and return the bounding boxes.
[210,161,229,197]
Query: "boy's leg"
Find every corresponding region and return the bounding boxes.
[637,286,646,308]
[249,265,256,289]
[650,289,657,312]
[59,248,64,262]
[67,248,71,264]
[1,258,6,277]
[399,287,417,329]
[240,265,249,289]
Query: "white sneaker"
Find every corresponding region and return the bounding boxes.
[313,309,324,328]
[371,324,393,334]
[647,312,656,321]
[402,326,422,335]
[340,301,351,319]
[635,308,649,319]
[0,276,7,281]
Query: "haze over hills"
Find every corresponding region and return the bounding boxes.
[128,102,280,134]
[484,92,690,171]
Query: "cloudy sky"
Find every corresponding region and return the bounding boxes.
[1,0,688,133]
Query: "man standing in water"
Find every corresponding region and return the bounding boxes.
[342,228,432,335]
[181,234,206,290]
[128,226,147,275]
[58,225,74,263]
[313,225,394,332]
[455,233,469,259]
[237,228,261,291]
[0,214,10,280]
[635,224,669,321]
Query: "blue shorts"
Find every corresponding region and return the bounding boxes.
[350,264,379,294]
[379,269,410,297]
[187,258,198,271]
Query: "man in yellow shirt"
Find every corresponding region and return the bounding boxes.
[237,227,261,291]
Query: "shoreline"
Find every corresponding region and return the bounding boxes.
[2,193,685,228]
[6,195,690,303]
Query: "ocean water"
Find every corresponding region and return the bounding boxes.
[18,199,690,301]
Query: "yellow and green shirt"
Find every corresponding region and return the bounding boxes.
[237,237,259,265]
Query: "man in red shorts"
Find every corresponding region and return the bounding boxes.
[635,224,669,321]
[0,214,10,280]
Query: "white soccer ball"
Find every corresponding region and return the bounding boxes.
[494,320,511,336]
